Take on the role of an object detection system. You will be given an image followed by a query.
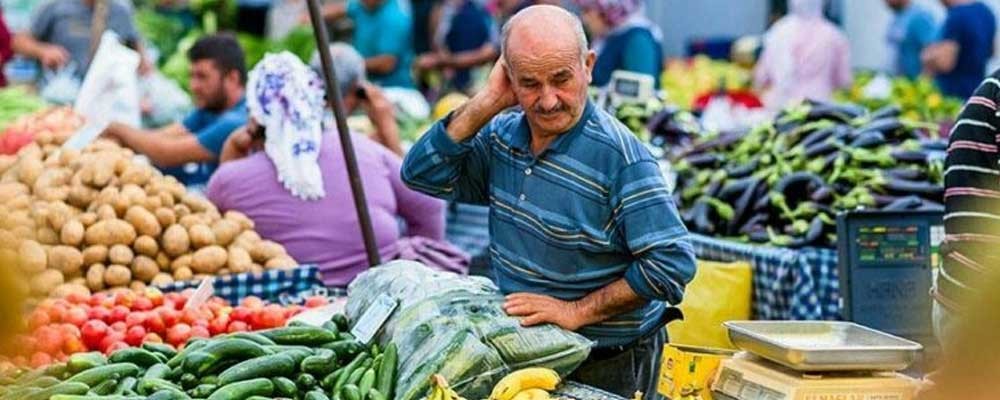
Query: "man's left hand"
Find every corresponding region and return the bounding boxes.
[503,293,587,331]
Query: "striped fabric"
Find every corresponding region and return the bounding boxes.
[402,102,697,348]
[939,73,1000,310]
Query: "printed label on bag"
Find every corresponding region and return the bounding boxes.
[350,294,398,344]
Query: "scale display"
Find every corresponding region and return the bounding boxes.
[855,225,927,266]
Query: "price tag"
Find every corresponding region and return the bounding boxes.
[350,294,398,345]
[184,277,215,311]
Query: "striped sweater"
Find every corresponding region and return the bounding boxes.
[939,70,1000,310]
[401,101,697,347]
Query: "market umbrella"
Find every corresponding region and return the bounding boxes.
[305,0,382,267]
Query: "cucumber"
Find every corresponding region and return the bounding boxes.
[144,364,172,381]
[332,315,350,332]
[320,368,344,391]
[342,384,362,400]
[51,396,144,400]
[333,353,369,396]
[258,326,338,346]
[143,343,178,360]
[189,384,218,398]
[24,382,90,400]
[110,348,163,368]
[0,387,38,400]
[179,373,199,390]
[147,388,191,400]
[137,378,183,396]
[217,353,296,386]
[375,343,396,400]
[288,320,311,327]
[226,332,276,346]
[322,321,340,334]
[167,339,207,368]
[246,397,271,400]
[306,389,332,400]
[370,344,380,358]
[113,377,138,395]
[272,376,298,398]
[23,375,60,388]
[346,367,365,386]
[322,340,365,360]
[367,388,387,400]
[68,352,108,374]
[206,378,274,400]
[67,363,141,387]
[300,349,338,376]
[200,375,220,385]
[44,363,68,378]
[91,378,119,395]
[296,373,317,390]
[357,368,376,396]
[183,339,270,375]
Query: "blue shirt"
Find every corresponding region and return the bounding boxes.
[441,0,497,91]
[937,2,997,99]
[888,4,937,79]
[164,98,248,186]
[348,0,415,88]
[592,27,663,89]
[401,102,697,347]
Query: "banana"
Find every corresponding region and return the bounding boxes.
[511,389,550,400]
[489,368,561,400]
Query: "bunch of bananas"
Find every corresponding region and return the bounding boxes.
[489,368,561,400]
[428,375,468,400]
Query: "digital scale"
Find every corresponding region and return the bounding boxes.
[836,210,944,348]
[594,70,657,110]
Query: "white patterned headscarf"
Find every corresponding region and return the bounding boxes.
[246,52,327,201]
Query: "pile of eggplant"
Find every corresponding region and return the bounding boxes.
[670,100,946,248]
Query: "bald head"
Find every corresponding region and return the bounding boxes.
[501,5,589,66]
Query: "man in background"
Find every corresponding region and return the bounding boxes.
[922,0,996,99]
[318,0,416,88]
[884,0,937,79]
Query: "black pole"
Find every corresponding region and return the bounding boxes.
[306,0,382,267]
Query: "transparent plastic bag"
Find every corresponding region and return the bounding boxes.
[347,261,593,400]
[140,72,193,128]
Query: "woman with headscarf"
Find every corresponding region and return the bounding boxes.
[754,0,852,109]
[574,0,664,89]
[206,52,468,289]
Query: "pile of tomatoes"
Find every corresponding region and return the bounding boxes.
[8,288,331,368]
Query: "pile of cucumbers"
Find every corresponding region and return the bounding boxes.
[0,314,398,400]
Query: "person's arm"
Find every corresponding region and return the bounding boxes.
[923,41,959,74]
[104,122,215,167]
[400,61,517,205]
[365,55,398,76]
[366,16,411,75]
[441,43,498,70]
[383,147,446,240]
[11,33,68,68]
[359,82,404,156]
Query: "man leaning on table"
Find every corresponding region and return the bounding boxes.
[400,5,696,399]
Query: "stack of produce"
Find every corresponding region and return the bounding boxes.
[0,107,83,155]
[671,101,945,248]
[661,55,753,110]
[0,313,395,400]
[5,289,329,368]
[0,134,298,303]
[348,262,592,400]
[0,88,48,132]
[836,72,963,123]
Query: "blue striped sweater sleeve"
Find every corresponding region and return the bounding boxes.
[611,160,696,303]
[401,115,492,205]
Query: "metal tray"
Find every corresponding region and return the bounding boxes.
[724,321,923,372]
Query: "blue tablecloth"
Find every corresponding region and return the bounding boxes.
[689,234,841,321]
[155,265,323,305]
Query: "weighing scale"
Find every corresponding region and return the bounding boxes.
[594,70,657,111]
[836,210,944,347]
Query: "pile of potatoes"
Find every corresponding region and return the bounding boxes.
[0,137,297,302]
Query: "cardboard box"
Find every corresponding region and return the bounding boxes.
[659,344,736,400]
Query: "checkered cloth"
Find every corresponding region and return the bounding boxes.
[154,265,323,305]
[688,234,841,321]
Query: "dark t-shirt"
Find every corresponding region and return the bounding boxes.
[162,98,247,187]
[936,2,997,99]
[30,0,140,75]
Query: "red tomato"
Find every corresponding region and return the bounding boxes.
[99,332,126,353]
[190,325,210,340]
[104,341,129,355]
[125,326,146,347]
[114,292,135,308]
[164,293,183,308]
[159,307,181,327]
[59,323,81,338]
[45,304,66,324]
[88,306,111,323]
[230,307,253,323]
[125,312,147,328]
[109,306,129,324]
[227,320,250,333]
[27,311,51,331]
[208,314,230,336]
[65,307,88,327]
[180,309,204,326]
[17,336,38,355]
[110,322,127,333]
[89,293,107,307]
[254,305,287,329]
[304,296,329,308]
[11,356,26,367]
[241,296,264,310]
[81,320,108,350]
[143,333,164,344]
[29,352,52,368]
[144,313,166,336]
[166,324,192,346]
[132,297,154,312]
[65,292,89,305]
[35,327,63,354]
[286,305,304,318]
[62,336,86,355]
[145,288,164,306]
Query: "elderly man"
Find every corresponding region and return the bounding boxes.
[401,5,695,398]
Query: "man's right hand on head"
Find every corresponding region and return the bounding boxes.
[480,60,518,112]
[38,44,69,69]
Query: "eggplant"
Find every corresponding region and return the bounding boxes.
[918,199,945,211]
[798,125,847,150]
[872,194,901,208]
[687,153,725,169]
[804,139,843,158]
[810,185,834,203]
[718,176,759,200]
[803,101,867,123]
[684,132,744,157]
[891,149,930,164]
[883,195,924,211]
[753,193,771,213]
[921,139,948,151]
[849,131,886,148]
[690,198,717,235]
[738,213,770,235]
[886,167,925,181]
[857,117,904,134]
[748,227,771,243]
[884,179,944,200]
[725,159,759,179]
[727,178,765,235]
[869,104,902,120]
[774,172,825,204]
[794,216,827,248]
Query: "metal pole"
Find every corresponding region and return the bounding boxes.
[305,0,382,267]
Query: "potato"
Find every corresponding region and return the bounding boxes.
[18,240,46,274]
[85,219,136,246]
[227,247,252,274]
[170,254,192,272]
[120,184,146,207]
[60,220,84,246]
[68,277,87,287]
[78,212,98,227]
[250,240,286,263]
[119,164,152,186]
[86,264,106,292]
[91,161,114,188]
[191,246,227,274]
[46,209,69,232]
[172,266,193,281]
[182,194,212,213]
[17,157,43,186]
[158,191,175,208]
[162,224,190,257]
[133,236,158,258]
[142,195,162,212]
[265,255,297,269]
[108,244,134,265]
[58,148,80,167]
[174,204,191,218]
[125,206,161,237]
[96,204,117,221]
[154,208,176,228]
[0,182,29,203]
[110,193,131,217]
[217,268,230,275]
[0,155,18,175]
[129,281,146,291]
[188,224,215,248]
[11,226,33,240]
[155,252,170,270]
[211,220,240,247]
[51,283,89,299]
[82,245,108,265]
[150,273,174,286]
[67,184,98,209]
[36,187,69,202]
[131,256,159,283]
[0,231,15,250]
[48,245,84,275]
[250,264,265,275]
[30,269,64,296]
[178,215,204,230]
[104,265,132,287]
[36,227,58,245]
